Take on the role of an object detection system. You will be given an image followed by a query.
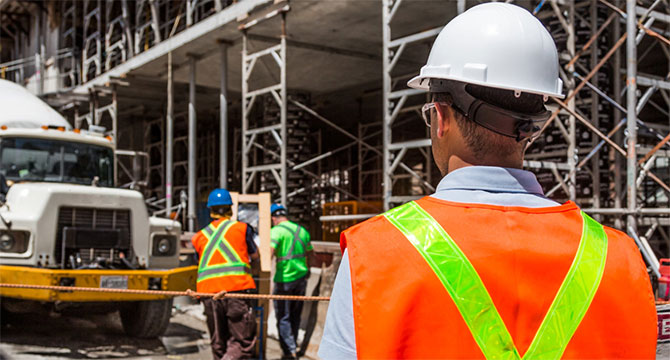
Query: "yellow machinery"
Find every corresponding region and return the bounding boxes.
[0,265,196,302]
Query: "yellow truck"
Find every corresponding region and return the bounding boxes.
[0,79,195,338]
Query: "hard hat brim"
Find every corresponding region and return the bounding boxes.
[407,73,565,99]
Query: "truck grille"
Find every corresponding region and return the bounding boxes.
[55,207,132,267]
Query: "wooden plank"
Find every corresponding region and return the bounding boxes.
[229,192,271,273]
[229,191,272,358]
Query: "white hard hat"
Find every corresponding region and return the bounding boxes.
[408,2,564,98]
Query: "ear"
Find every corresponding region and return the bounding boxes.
[433,103,452,138]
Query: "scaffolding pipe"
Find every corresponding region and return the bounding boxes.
[530,33,627,147]
[457,0,465,14]
[626,0,638,234]
[628,226,661,279]
[112,86,118,187]
[220,42,228,189]
[382,0,392,211]
[280,14,288,206]
[188,55,197,232]
[242,33,249,194]
[590,0,601,217]
[583,208,670,215]
[567,1,577,201]
[166,51,174,213]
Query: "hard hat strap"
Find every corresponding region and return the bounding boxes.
[429,80,550,141]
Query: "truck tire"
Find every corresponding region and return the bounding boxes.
[119,299,173,338]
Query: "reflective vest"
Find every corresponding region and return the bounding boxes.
[272,221,311,283]
[193,219,255,293]
[342,198,657,359]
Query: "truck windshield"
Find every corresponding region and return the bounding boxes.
[0,137,114,187]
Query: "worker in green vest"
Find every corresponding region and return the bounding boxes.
[270,203,313,359]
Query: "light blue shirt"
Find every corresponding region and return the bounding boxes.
[318,166,560,359]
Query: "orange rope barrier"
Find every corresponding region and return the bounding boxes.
[0,283,330,302]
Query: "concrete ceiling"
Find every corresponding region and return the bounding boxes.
[129,0,461,95]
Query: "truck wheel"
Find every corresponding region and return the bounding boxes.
[119,299,173,338]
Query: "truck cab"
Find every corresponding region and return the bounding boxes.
[0,79,194,338]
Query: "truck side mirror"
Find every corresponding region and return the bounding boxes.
[0,173,8,195]
[0,173,8,203]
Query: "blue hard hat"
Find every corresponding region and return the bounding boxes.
[271,203,286,215]
[207,188,233,207]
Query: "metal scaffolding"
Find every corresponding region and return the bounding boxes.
[381,0,442,211]
[376,0,669,258]
[0,0,667,255]
[240,5,289,206]
[532,0,670,261]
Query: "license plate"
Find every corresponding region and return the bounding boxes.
[659,305,670,343]
[100,276,128,289]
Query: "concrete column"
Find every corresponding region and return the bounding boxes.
[188,56,197,232]
[166,52,174,213]
[219,42,228,189]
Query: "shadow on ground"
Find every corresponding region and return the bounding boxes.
[0,309,206,359]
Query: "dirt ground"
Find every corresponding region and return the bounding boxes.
[2,298,667,359]
[0,299,291,360]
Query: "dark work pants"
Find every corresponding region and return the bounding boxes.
[273,276,307,356]
[202,297,257,360]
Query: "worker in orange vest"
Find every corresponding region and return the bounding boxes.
[189,188,259,360]
[319,3,657,359]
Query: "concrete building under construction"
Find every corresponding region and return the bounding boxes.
[1,0,669,270]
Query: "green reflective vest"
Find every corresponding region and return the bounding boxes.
[383,201,608,360]
[271,221,312,283]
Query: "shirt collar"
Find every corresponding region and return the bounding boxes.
[435,166,545,196]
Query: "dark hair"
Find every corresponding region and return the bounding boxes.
[431,84,544,158]
[210,205,233,217]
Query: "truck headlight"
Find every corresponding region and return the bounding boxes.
[152,234,177,256]
[158,239,170,254]
[0,231,29,253]
[0,233,14,251]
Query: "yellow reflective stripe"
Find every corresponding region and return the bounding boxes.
[198,221,233,270]
[198,220,236,273]
[203,223,216,238]
[384,202,520,360]
[383,202,608,360]
[197,264,252,281]
[277,224,306,258]
[523,212,607,360]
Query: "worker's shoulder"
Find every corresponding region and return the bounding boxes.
[271,221,294,237]
[601,225,635,248]
[190,230,204,242]
[602,224,628,239]
[342,212,390,239]
[601,225,648,265]
[226,220,248,234]
[273,221,295,231]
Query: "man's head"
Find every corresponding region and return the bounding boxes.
[271,203,288,226]
[210,205,233,219]
[207,188,233,219]
[407,3,563,176]
[426,83,547,175]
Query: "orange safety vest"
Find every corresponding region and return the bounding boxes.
[342,197,657,359]
[191,218,256,293]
